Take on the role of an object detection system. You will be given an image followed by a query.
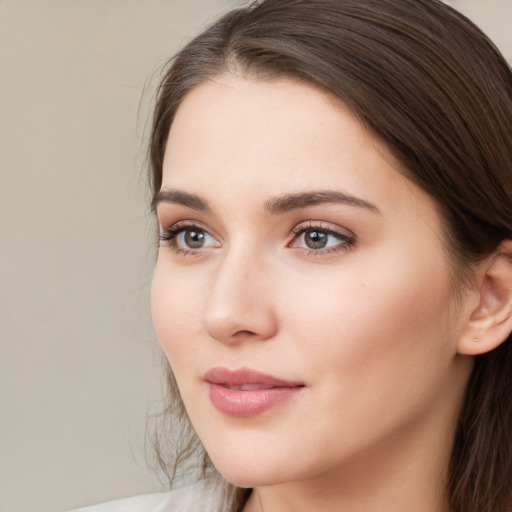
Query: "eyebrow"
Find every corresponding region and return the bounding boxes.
[152,189,379,215]
[152,189,212,213]
[264,190,380,214]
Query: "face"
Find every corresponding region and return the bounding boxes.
[151,74,472,490]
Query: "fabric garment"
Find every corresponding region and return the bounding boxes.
[68,477,228,512]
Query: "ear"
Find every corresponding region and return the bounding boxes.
[458,241,512,356]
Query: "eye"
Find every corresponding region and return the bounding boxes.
[290,223,355,254]
[159,222,220,252]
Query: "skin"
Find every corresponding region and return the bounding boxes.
[151,74,477,512]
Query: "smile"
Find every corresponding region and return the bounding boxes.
[204,367,305,417]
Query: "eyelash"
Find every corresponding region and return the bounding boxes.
[158,221,356,256]
[158,221,215,256]
[289,222,356,256]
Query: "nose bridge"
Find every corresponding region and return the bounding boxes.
[202,242,277,343]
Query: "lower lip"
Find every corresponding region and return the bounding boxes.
[208,383,303,417]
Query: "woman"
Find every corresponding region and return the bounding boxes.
[75,0,512,511]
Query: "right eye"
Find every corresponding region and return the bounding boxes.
[159,222,220,253]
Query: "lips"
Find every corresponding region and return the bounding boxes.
[204,367,304,417]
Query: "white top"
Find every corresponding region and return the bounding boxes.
[69,478,228,512]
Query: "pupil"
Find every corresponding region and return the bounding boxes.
[305,230,327,249]
[185,229,205,248]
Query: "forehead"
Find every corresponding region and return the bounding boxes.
[162,73,436,223]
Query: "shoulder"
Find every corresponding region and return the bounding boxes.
[68,477,227,512]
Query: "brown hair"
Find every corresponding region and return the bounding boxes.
[148,1,512,511]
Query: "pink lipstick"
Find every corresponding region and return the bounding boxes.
[205,367,304,417]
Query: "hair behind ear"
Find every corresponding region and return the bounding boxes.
[449,336,512,512]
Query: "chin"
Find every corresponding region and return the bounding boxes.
[205,445,304,489]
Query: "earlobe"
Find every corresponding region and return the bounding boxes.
[458,241,512,356]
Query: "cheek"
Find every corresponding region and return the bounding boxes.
[279,250,456,396]
[151,261,203,367]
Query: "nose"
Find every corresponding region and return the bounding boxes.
[202,248,278,345]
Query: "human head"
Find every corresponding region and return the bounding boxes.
[148,1,512,511]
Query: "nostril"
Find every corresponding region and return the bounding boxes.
[233,329,258,338]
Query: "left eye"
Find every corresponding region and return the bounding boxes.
[292,227,353,251]
[159,224,220,251]
[177,228,216,249]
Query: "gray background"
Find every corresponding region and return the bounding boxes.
[1,1,510,511]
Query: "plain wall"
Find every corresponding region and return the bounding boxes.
[0,2,233,511]
[0,1,510,511]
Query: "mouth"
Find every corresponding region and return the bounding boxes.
[204,367,305,417]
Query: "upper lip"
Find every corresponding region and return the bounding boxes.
[204,367,304,388]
